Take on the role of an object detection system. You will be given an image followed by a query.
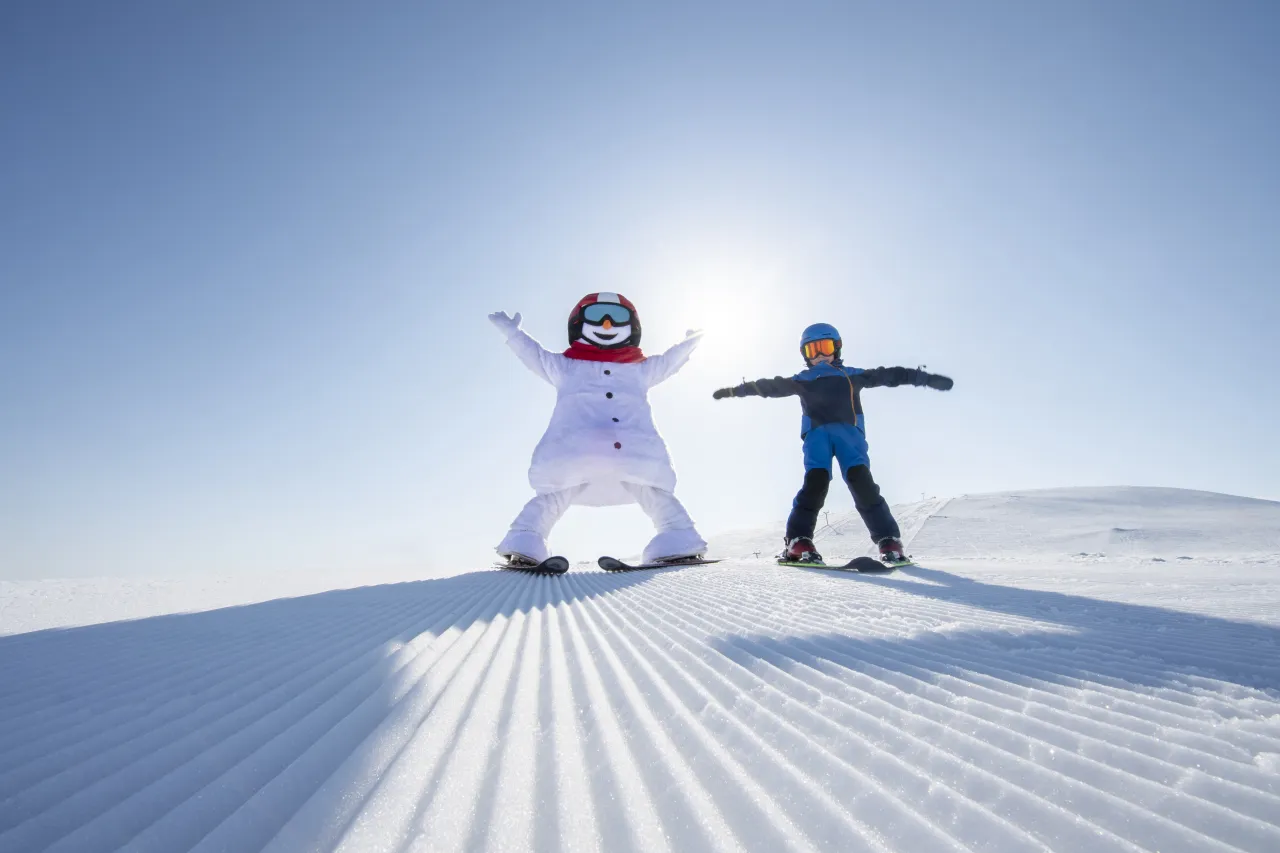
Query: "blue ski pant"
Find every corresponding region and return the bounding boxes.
[786,423,900,544]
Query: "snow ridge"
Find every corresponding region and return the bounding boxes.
[2,558,1279,852]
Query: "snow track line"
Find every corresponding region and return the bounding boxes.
[629,568,1278,851]
[0,582,491,823]
[138,580,522,853]
[576,573,993,852]
[536,572,601,852]
[610,572,1132,852]
[260,576,532,853]
[469,576,546,853]
[706,573,1280,780]
[701,570,1280,793]
[398,576,540,853]
[549,573,678,853]
[849,572,1280,689]
[3,562,1279,853]
[778,567,1280,697]
[734,568,1280,752]
[0,584,445,717]
[561,572,814,853]
[0,583,478,751]
[1,576,507,851]
[798,631,1280,808]
[0,589,455,801]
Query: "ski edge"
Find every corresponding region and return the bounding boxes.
[778,556,911,573]
[596,555,721,568]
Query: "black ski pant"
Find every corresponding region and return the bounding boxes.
[785,464,902,544]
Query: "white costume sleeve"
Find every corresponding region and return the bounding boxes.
[641,330,703,388]
[502,328,564,386]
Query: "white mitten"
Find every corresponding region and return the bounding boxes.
[488,311,522,337]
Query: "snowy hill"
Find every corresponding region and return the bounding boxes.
[915,487,1280,561]
[710,486,1280,563]
[2,487,1279,852]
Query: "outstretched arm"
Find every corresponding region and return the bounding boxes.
[641,330,703,387]
[712,376,803,399]
[489,311,562,386]
[855,366,954,391]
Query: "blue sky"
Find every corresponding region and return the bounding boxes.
[2,1,1278,578]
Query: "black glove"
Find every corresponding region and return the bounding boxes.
[712,387,736,399]
[926,374,954,391]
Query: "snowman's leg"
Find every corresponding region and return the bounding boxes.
[622,483,708,563]
[496,486,584,563]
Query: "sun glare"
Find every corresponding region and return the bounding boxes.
[667,263,775,367]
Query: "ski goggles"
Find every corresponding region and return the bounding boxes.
[582,303,632,325]
[802,338,839,359]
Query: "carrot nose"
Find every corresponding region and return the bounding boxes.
[602,318,613,330]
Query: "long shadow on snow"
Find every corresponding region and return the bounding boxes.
[0,566,659,681]
[727,564,1280,696]
[0,566,666,850]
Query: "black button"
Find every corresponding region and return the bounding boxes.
[604,369,611,375]
[606,392,613,398]
[612,417,619,422]
[614,442,622,449]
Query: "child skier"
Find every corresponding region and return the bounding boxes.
[490,293,708,568]
[712,322,953,566]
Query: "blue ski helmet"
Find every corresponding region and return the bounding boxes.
[800,322,842,363]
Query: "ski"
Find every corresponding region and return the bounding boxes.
[598,556,721,572]
[496,555,570,575]
[778,555,910,573]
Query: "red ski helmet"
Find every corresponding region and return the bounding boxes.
[567,292,641,348]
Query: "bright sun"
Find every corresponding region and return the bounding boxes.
[672,273,771,366]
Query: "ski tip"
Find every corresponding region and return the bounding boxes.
[497,555,569,574]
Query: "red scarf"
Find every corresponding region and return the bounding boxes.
[562,340,647,363]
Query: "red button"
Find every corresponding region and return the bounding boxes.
[614,442,622,449]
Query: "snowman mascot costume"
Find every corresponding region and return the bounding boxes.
[489,293,707,566]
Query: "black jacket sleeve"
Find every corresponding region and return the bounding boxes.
[854,366,927,388]
[727,376,803,398]
[855,366,953,391]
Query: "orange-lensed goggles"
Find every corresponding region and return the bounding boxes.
[802,338,838,359]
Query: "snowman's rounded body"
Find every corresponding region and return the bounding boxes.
[528,355,676,505]
[492,314,706,564]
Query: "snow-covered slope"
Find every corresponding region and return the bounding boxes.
[709,486,1280,564]
[915,487,1280,561]
[0,567,456,638]
[2,487,1279,852]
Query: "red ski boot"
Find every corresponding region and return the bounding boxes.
[780,537,824,565]
[877,537,911,566]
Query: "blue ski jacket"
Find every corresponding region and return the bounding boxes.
[723,362,935,437]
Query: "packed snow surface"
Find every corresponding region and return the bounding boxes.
[2,486,1279,852]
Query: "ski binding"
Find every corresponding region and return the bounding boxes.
[497,555,570,575]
